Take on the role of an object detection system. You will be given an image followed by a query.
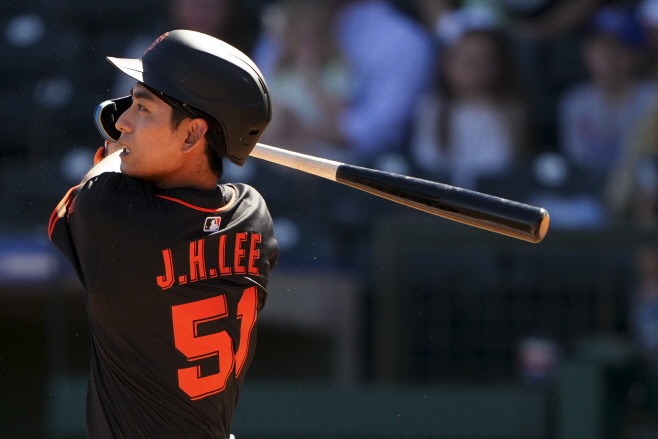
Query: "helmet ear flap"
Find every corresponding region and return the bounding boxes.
[94,96,132,143]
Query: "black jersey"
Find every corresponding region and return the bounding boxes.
[48,171,278,439]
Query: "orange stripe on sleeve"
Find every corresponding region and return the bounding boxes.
[48,184,82,240]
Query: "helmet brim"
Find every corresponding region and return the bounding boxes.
[107,56,144,82]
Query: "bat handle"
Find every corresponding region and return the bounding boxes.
[251,143,341,180]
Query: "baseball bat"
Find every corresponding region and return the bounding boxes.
[250,143,549,243]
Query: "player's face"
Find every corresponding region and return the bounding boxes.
[114,84,190,186]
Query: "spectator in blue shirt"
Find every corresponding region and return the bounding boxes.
[253,0,435,166]
[558,5,656,172]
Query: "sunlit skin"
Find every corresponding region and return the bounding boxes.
[111,83,218,190]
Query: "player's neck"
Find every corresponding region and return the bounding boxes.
[153,172,219,191]
[153,158,219,191]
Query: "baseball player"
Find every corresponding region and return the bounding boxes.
[48,30,278,438]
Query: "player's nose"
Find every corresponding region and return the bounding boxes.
[115,107,132,133]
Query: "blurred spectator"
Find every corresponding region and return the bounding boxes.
[409,27,531,189]
[259,0,352,161]
[506,0,607,40]
[332,0,434,164]
[413,0,458,42]
[111,0,260,96]
[638,0,658,74]
[558,5,656,173]
[517,337,561,386]
[254,0,434,166]
[500,0,611,152]
[413,0,455,32]
[169,0,258,50]
[606,99,658,225]
[631,246,658,359]
[417,1,502,47]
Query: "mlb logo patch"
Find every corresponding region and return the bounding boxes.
[203,217,221,232]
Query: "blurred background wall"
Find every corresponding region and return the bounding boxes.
[3,0,658,437]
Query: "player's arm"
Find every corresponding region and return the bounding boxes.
[49,141,122,288]
[81,141,122,185]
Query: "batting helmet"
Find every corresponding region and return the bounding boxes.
[98,29,272,166]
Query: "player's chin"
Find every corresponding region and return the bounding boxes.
[119,164,157,184]
[118,161,136,177]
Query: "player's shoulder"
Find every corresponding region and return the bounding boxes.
[223,183,272,222]
[74,172,153,213]
[219,183,274,243]
[81,171,149,194]
[225,182,266,202]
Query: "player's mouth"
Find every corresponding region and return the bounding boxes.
[119,144,131,156]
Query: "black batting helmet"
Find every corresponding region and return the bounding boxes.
[98,29,272,166]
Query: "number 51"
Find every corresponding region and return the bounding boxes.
[171,286,257,400]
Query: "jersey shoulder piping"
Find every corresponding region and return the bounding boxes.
[48,184,83,240]
[155,185,237,213]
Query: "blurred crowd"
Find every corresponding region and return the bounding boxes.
[254,0,658,231]
[3,0,658,231]
[105,0,658,232]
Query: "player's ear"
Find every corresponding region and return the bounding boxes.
[181,118,208,153]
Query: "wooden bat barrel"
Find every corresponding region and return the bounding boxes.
[250,143,549,243]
